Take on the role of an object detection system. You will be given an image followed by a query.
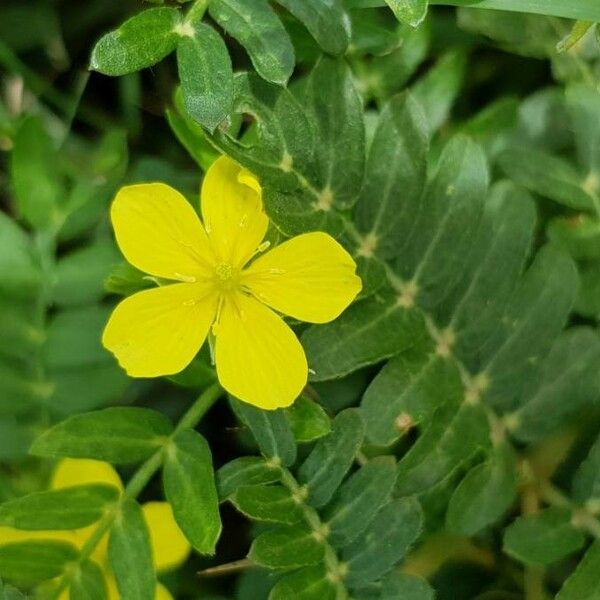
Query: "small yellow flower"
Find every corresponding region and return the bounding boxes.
[102,155,362,409]
[0,459,189,599]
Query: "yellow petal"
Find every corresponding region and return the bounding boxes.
[156,583,175,600]
[111,183,215,282]
[201,156,268,267]
[103,283,218,378]
[215,293,307,409]
[142,502,191,572]
[242,232,362,323]
[51,458,123,492]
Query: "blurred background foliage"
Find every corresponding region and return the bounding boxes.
[2,0,600,599]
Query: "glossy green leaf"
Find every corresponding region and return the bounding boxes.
[355,572,435,600]
[0,484,118,530]
[108,499,155,599]
[176,20,233,131]
[385,0,428,27]
[217,457,281,500]
[231,484,303,524]
[0,541,78,584]
[324,456,396,548]
[30,407,172,464]
[70,560,107,600]
[275,0,350,55]
[503,508,586,566]
[298,409,365,507]
[285,396,330,443]
[343,498,423,586]
[446,442,518,535]
[163,429,221,555]
[548,215,600,261]
[209,0,294,85]
[90,7,180,75]
[231,399,297,467]
[249,525,325,568]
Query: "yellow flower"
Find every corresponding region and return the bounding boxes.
[0,459,190,599]
[102,155,362,409]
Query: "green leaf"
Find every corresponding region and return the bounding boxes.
[0,213,40,297]
[505,328,600,442]
[355,572,435,600]
[108,499,155,599]
[361,345,462,446]
[0,541,78,584]
[298,409,365,507]
[566,82,600,180]
[53,241,119,307]
[163,429,221,555]
[70,560,107,600]
[90,7,181,76]
[30,407,173,464]
[324,456,396,548]
[0,484,118,530]
[573,432,600,504]
[385,0,428,27]
[176,20,233,131]
[231,399,297,467]
[446,442,518,535]
[300,58,365,211]
[248,525,325,569]
[498,147,594,211]
[217,457,281,500]
[395,401,490,496]
[274,0,350,55]
[285,396,330,443]
[269,565,336,600]
[43,305,113,369]
[548,215,600,261]
[556,539,600,600]
[411,51,466,133]
[503,508,586,566]
[166,87,221,171]
[231,484,303,524]
[354,93,429,260]
[10,116,64,229]
[209,0,294,86]
[303,290,426,381]
[343,498,423,587]
[379,572,435,600]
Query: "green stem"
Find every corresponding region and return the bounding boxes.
[49,382,223,599]
[278,468,349,600]
[186,0,211,22]
[0,38,111,131]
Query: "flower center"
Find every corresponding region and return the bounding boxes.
[214,262,239,291]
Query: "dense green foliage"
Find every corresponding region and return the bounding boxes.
[2,0,600,599]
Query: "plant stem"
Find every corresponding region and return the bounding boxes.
[278,467,349,600]
[49,382,223,599]
[0,38,111,131]
[186,0,211,22]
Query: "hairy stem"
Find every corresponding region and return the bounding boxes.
[49,382,223,599]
